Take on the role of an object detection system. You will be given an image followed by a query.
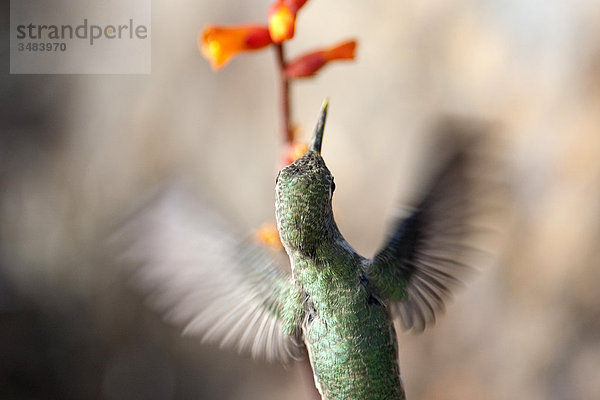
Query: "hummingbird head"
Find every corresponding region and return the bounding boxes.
[275,100,338,256]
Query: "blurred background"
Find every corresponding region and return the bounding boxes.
[2,0,600,399]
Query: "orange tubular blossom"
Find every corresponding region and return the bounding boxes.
[200,24,273,69]
[255,222,283,249]
[285,40,357,79]
[268,1,296,43]
[267,0,309,43]
[287,0,308,10]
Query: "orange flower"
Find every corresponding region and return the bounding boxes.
[285,40,357,79]
[200,25,273,69]
[255,222,283,250]
[268,2,295,43]
[288,0,308,10]
[267,0,308,43]
[281,141,309,166]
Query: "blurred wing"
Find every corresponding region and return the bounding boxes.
[111,185,304,363]
[367,120,505,332]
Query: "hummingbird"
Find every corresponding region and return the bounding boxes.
[117,100,500,400]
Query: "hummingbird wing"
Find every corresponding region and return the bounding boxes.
[111,184,304,364]
[367,120,504,332]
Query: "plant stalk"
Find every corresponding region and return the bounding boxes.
[274,43,293,144]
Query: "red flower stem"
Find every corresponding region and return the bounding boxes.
[274,43,293,144]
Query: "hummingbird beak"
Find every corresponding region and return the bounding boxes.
[309,98,329,154]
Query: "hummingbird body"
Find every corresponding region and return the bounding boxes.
[294,250,404,400]
[121,101,499,400]
[276,147,405,399]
